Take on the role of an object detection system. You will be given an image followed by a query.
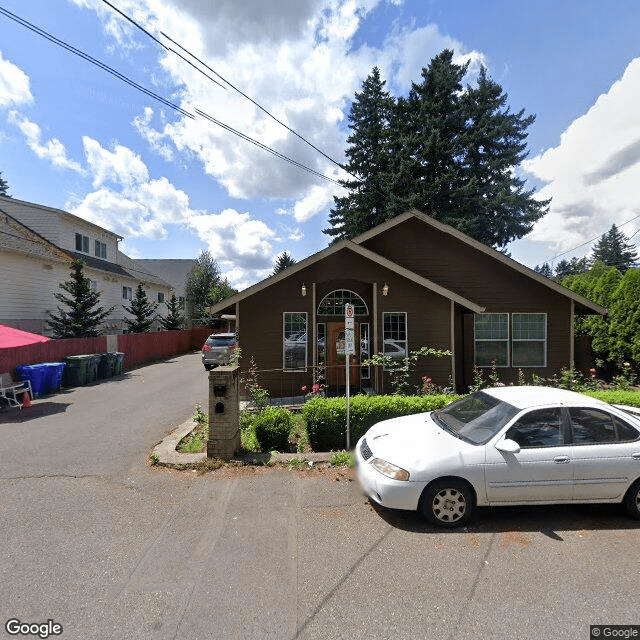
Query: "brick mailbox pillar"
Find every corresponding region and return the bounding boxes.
[207,365,240,460]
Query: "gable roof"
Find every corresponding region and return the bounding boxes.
[352,210,607,316]
[208,239,485,315]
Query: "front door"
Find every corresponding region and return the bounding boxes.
[326,322,360,388]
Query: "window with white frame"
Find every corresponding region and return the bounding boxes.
[317,290,368,315]
[157,292,165,303]
[95,240,107,259]
[512,313,547,367]
[474,313,509,367]
[383,312,407,369]
[317,323,326,366]
[89,279,98,293]
[122,286,132,300]
[283,312,307,371]
[75,233,89,253]
[178,296,185,309]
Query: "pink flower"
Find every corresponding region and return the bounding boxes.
[301,386,307,392]
[589,368,597,376]
[312,384,320,393]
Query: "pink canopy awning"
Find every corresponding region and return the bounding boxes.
[0,325,50,348]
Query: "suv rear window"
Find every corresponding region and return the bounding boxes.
[206,336,236,347]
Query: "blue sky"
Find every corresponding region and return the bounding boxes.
[1,0,640,288]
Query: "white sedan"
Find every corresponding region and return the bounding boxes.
[356,386,640,527]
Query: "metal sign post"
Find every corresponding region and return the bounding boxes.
[345,304,355,449]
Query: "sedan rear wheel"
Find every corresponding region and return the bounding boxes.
[624,480,640,519]
[420,479,474,528]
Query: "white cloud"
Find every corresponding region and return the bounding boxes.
[523,57,640,252]
[8,112,85,174]
[83,137,149,187]
[0,52,33,108]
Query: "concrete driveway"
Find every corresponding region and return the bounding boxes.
[1,353,639,639]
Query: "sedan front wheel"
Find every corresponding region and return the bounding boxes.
[420,479,474,528]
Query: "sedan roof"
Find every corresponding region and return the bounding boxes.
[482,386,607,410]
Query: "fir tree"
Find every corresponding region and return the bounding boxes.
[47,259,114,338]
[324,66,396,241]
[159,294,185,330]
[210,278,237,304]
[554,256,590,280]
[123,283,158,333]
[459,67,549,249]
[591,224,638,273]
[0,172,9,197]
[534,263,553,278]
[272,251,296,275]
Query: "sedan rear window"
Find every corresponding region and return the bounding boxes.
[436,392,519,444]
[206,336,236,347]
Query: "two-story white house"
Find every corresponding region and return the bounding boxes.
[0,195,174,335]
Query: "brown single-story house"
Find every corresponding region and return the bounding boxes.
[209,210,606,397]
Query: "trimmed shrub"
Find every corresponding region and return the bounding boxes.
[303,394,460,452]
[583,390,640,407]
[253,407,294,452]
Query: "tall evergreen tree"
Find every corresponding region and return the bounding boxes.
[47,259,114,338]
[554,256,590,280]
[459,67,549,248]
[0,172,9,197]
[324,67,396,241]
[272,251,296,275]
[210,278,237,305]
[185,251,221,319]
[534,263,553,278]
[324,51,549,249]
[590,224,638,273]
[387,50,471,222]
[123,283,158,333]
[159,294,185,331]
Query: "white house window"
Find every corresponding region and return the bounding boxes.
[512,313,547,367]
[317,290,368,315]
[178,296,185,309]
[317,323,326,366]
[122,286,132,300]
[75,233,89,253]
[157,292,165,303]
[89,279,97,292]
[283,312,307,371]
[475,313,509,367]
[383,312,407,369]
[95,240,107,259]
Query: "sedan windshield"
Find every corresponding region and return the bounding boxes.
[435,392,519,444]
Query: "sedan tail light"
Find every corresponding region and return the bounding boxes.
[202,344,212,352]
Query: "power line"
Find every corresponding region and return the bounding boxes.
[0,5,344,188]
[0,6,194,119]
[98,0,351,176]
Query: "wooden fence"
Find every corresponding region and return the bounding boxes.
[0,327,213,375]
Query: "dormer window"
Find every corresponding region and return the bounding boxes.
[75,233,89,253]
[95,240,107,259]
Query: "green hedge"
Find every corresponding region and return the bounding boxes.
[253,407,294,452]
[302,394,460,452]
[583,390,640,407]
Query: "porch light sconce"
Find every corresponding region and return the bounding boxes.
[382,283,389,296]
[301,283,307,297]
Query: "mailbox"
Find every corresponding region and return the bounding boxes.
[208,366,240,460]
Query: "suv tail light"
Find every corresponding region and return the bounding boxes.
[228,343,237,351]
[202,344,212,352]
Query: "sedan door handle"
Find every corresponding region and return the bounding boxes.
[554,456,570,464]
[632,453,640,460]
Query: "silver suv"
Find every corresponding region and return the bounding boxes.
[201,333,237,370]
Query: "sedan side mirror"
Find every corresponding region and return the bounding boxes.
[496,438,521,454]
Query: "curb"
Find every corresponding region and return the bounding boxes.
[151,420,334,467]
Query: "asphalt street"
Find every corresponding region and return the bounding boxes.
[1,352,639,639]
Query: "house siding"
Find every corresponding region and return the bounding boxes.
[237,248,455,396]
[362,217,573,385]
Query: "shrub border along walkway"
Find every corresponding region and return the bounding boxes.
[151,419,333,467]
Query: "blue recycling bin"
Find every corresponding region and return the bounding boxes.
[15,364,47,398]
[42,362,66,394]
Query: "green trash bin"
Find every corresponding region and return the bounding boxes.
[112,352,125,376]
[97,354,112,380]
[63,356,86,387]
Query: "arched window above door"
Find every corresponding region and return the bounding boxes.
[317,289,368,315]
